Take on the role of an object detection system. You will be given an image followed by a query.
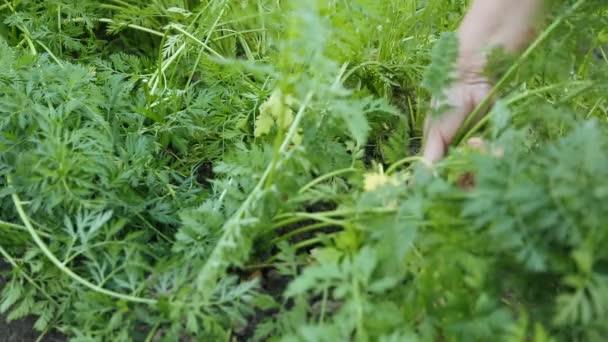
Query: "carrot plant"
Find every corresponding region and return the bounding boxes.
[0,0,607,341]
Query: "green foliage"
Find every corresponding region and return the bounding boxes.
[0,0,607,341]
[422,32,459,106]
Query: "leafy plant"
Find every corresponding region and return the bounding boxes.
[1,0,607,341]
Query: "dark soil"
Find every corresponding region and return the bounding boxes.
[196,161,215,187]
[0,260,66,342]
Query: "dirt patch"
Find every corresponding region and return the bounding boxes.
[0,315,65,342]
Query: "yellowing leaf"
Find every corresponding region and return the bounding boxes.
[255,89,296,138]
[363,172,400,192]
[254,111,275,137]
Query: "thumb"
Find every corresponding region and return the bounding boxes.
[422,123,448,164]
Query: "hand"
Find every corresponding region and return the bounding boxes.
[421,0,543,164]
[422,66,491,164]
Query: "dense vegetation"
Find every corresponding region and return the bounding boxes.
[1,0,607,340]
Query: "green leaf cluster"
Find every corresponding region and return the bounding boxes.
[0,0,607,341]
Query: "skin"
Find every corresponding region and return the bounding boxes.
[423,0,545,164]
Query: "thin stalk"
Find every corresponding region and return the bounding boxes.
[211,28,268,42]
[98,18,164,37]
[586,98,604,119]
[505,81,593,106]
[282,213,345,226]
[386,156,424,175]
[148,30,169,98]
[298,168,357,194]
[186,0,214,31]
[273,207,397,222]
[319,288,328,323]
[135,213,171,242]
[185,47,205,91]
[57,4,62,56]
[35,40,63,66]
[184,7,226,91]
[0,220,52,238]
[109,0,138,10]
[68,18,165,37]
[293,236,326,250]
[352,276,366,340]
[598,46,607,63]
[241,261,297,270]
[340,61,391,83]
[9,177,156,305]
[271,222,336,245]
[22,32,37,55]
[168,24,224,60]
[35,328,51,342]
[144,322,161,342]
[1,0,14,13]
[269,216,311,231]
[151,42,185,95]
[408,96,416,133]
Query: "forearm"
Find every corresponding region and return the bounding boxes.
[457,0,545,71]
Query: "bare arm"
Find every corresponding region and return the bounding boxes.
[423,0,545,163]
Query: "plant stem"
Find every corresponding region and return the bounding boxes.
[9,177,156,305]
[169,24,224,60]
[386,156,424,175]
[35,40,63,66]
[69,18,165,37]
[273,207,397,222]
[135,213,171,242]
[319,288,328,323]
[0,220,52,238]
[269,216,310,231]
[281,213,345,226]
[298,168,357,194]
[271,222,336,244]
[144,322,161,342]
[293,236,327,250]
[505,81,593,106]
